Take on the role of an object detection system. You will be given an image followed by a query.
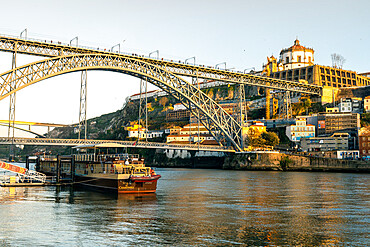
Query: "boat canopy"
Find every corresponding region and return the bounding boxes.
[73,143,126,149]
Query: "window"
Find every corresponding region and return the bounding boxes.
[308,57,312,63]
[286,57,289,63]
[298,56,301,63]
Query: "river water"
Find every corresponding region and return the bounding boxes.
[0,168,369,246]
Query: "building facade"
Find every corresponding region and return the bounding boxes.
[166,124,216,144]
[263,39,370,88]
[364,96,370,113]
[300,133,349,152]
[286,117,315,142]
[316,113,360,139]
[359,132,370,159]
[247,121,266,137]
[338,98,362,113]
[278,39,314,71]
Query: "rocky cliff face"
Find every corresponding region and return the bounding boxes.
[337,86,370,99]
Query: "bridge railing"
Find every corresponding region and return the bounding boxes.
[0,33,252,74]
[0,137,234,152]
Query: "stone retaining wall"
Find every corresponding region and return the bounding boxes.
[223,152,370,172]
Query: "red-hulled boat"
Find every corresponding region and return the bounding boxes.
[37,143,161,194]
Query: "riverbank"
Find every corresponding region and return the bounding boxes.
[223,152,370,172]
[149,152,370,172]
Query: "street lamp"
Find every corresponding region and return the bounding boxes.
[70,36,78,47]
[215,62,226,70]
[244,67,255,73]
[111,44,120,53]
[149,50,159,59]
[20,28,27,39]
[185,57,196,65]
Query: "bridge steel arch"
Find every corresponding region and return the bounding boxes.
[0,54,244,151]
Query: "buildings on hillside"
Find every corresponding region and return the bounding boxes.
[338,98,362,113]
[166,123,217,145]
[364,96,370,113]
[264,39,370,88]
[300,133,350,152]
[286,112,360,152]
[247,121,266,137]
[125,123,164,139]
[286,117,315,142]
[359,128,370,159]
[316,113,360,139]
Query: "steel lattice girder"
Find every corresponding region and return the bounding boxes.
[0,35,322,95]
[0,54,244,152]
[0,137,235,152]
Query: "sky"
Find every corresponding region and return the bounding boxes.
[0,0,369,137]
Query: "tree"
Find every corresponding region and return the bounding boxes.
[331,53,346,69]
[159,97,169,108]
[261,132,280,147]
[302,98,311,115]
[207,88,214,99]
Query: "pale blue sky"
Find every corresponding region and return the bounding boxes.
[0,0,369,135]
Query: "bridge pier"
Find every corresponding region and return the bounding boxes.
[189,150,197,168]
[71,156,75,183]
[56,155,61,184]
[26,155,30,170]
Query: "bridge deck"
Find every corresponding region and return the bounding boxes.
[0,137,235,152]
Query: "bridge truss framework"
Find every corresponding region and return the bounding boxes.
[0,34,323,152]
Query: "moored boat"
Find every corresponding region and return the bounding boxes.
[36,143,161,193]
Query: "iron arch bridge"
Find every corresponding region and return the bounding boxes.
[0,35,322,95]
[0,54,245,151]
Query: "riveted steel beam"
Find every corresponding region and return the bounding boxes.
[0,137,235,152]
[0,35,322,95]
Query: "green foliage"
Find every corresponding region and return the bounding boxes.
[279,156,293,171]
[309,102,325,114]
[261,132,280,147]
[361,113,370,127]
[248,108,265,120]
[159,97,169,108]
[247,131,280,148]
[206,88,214,98]
[269,127,290,144]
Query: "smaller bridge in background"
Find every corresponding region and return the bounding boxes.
[0,120,69,128]
[0,137,235,153]
[0,120,70,138]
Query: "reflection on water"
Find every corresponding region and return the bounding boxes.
[0,169,369,246]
